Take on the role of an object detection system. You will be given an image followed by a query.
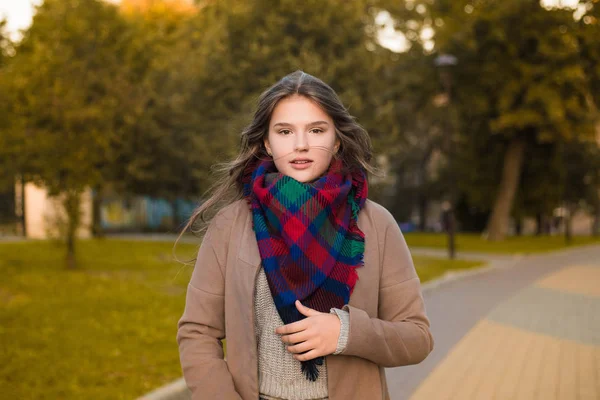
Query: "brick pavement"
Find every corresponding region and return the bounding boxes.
[409,258,600,400]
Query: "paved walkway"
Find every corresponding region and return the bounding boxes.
[388,244,600,400]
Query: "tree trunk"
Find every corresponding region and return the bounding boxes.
[535,212,543,236]
[91,185,105,238]
[66,231,76,270]
[515,217,523,236]
[564,203,573,244]
[171,198,180,232]
[18,175,26,237]
[418,196,428,231]
[447,209,456,259]
[63,190,82,270]
[594,189,600,236]
[485,136,527,241]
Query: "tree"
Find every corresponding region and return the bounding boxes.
[140,0,392,198]
[4,0,133,268]
[387,0,598,240]
[100,0,204,231]
[477,2,595,240]
[0,18,16,190]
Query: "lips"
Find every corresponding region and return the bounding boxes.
[289,158,313,170]
[290,158,313,164]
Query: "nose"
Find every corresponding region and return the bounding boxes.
[294,131,309,151]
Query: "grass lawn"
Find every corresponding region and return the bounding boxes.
[404,232,600,254]
[412,256,484,283]
[0,239,197,400]
[0,239,482,399]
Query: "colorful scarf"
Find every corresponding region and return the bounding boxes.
[242,156,368,381]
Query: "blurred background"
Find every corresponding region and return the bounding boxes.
[0,0,599,399]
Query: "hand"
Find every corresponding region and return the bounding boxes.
[275,300,341,361]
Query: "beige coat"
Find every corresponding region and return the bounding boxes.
[177,198,434,400]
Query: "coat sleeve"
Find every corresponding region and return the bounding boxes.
[340,210,434,368]
[176,215,242,400]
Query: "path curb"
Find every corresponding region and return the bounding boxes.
[136,377,190,400]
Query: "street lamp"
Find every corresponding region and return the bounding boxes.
[434,53,458,259]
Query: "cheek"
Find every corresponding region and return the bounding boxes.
[314,152,334,174]
[269,136,292,155]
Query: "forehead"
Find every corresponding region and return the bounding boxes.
[270,95,332,126]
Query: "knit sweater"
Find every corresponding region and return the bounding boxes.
[254,266,350,400]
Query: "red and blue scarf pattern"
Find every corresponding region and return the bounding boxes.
[243,157,368,381]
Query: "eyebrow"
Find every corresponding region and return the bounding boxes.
[272,121,330,129]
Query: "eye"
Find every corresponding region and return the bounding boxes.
[310,128,324,134]
[278,129,292,135]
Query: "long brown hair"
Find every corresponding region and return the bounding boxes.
[175,70,380,250]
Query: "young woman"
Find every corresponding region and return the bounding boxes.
[176,70,434,400]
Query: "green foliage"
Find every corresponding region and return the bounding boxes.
[577,0,600,109]
[563,136,600,208]
[2,0,132,195]
[0,0,137,264]
[513,142,563,218]
[386,0,600,229]
[158,0,391,187]
[107,4,204,199]
[445,0,596,142]
[2,0,599,238]
[95,0,396,198]
[0,18,10,65]
[0,19,15,190]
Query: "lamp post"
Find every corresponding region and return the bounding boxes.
[434,53,458,259]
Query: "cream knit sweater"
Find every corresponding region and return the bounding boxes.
[255,266,350,400]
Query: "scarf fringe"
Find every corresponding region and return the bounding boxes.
[301,357,324,382]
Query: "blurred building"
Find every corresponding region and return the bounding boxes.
[14,180,94,239]
[4,179,198,239]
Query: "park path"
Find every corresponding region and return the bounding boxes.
[388,244,600,400]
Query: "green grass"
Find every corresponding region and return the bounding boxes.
[413,255,485,283]
[0,239,483,399]
[404,232,600,254]
[0,239,198,400]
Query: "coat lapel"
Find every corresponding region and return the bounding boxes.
[238,205,262,268]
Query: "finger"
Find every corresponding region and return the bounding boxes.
[294,349,322,362]
[295,300,321,317]
[275,319,308,335]
[286,340,314,355]
[280,330,311,345]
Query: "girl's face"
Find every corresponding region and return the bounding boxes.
[264,95,340,183]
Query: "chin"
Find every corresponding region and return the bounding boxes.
[283,170,318,183]
[289,174,315,183]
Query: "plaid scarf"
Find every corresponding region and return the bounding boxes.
[242,156,368,381]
